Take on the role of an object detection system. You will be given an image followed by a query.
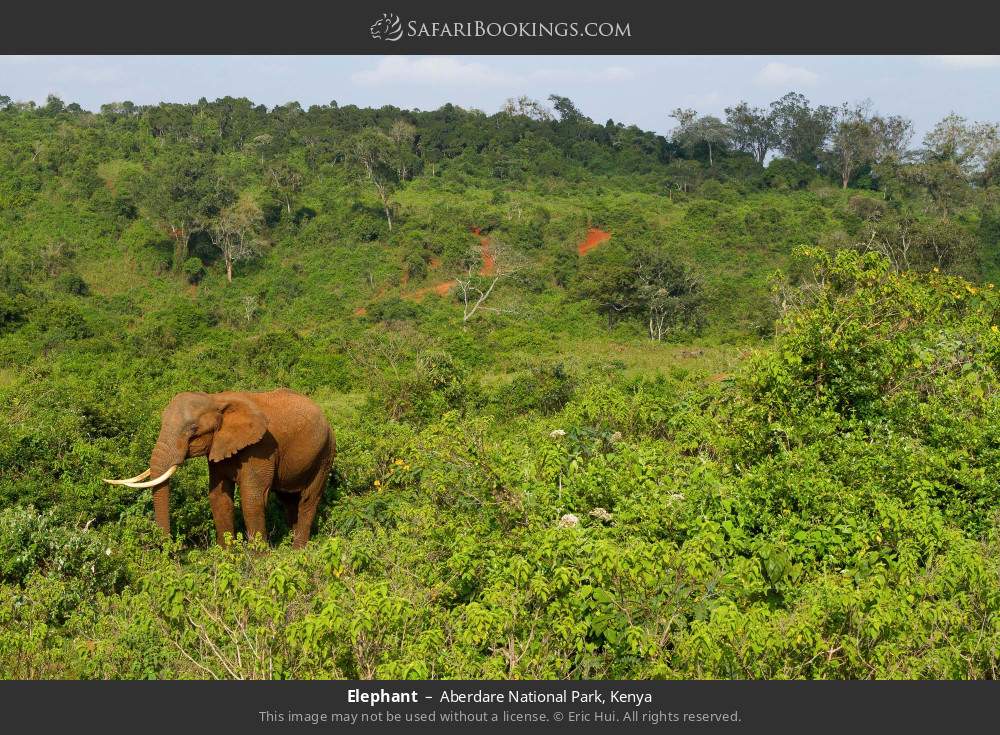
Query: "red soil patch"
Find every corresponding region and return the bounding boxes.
[577,228,611,256]
[365,227,496,308]
[407,279,458,301]
[361,225,612,313]
[404,227,493,302]
[478,234,495,276]
[434,279,458,296]
[469,227,495,275]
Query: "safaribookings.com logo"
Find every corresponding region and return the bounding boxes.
[370,13,631,42]
[370,13,404,41]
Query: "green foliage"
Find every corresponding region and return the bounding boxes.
[0,294,28,334]
[1,96,999,680]
[573,240,705,338]
[764,158,817,190]
[498,361,577,416]
[36,299,92,341]
[182,257,205,284]
[55,272,89,296]
[366,296,421,324]
[402,250,429,282]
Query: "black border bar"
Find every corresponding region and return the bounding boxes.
[2,680,998,734]
[3,0,1000,54]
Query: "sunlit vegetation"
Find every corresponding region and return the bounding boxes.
[1,91,999,678]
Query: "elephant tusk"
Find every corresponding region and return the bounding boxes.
[103,469,152,486]
[117,465,177,489]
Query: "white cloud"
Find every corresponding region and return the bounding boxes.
[0,56,125,85]
[352,57,638,88]
[49,63,124,85]
[530,65,637,84]
[352,57,515,86]
[682,91,722,108]
[754,61,819,87]
[596,65,636,82]
[930,55,1000,69]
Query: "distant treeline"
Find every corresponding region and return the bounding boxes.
[2,90,997,192]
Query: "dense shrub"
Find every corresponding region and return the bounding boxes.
[55,272,89,296]
[182,257,205,284]
[0,294,28,333]
[764,158,816,190]
[36,299,92,340]
[366,296,420,324]
[1,96,998,681]
[498,361,577,416]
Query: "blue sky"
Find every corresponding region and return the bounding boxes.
[2,55,998,140]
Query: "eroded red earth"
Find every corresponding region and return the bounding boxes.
[577,227,612,255]
[355,226,610,313]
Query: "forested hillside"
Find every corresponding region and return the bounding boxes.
[2,91,1000,678]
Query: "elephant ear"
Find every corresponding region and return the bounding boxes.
[209,397,268,462]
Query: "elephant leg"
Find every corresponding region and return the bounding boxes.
[208,471,236,547]
[237,463,273,545]
[291,463,329,549]
[277,491,299,530]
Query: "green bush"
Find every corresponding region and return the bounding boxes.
[403,250,428,282]
[182,257,205,284]
[0,293,28,333]
[764,158,816,190]
[498,361,577,416]
[36,299,92,340]
[0,507,132,623]
[367,296,420,324]
[55,272,89,296]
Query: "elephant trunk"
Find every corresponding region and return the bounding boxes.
[147,425,187,537]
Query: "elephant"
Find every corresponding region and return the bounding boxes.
[105,388,335,549]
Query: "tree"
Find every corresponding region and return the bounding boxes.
[388,119,418,180]
[574,242,705,338]
[868,113,914,189]
[665,159,704,195]
[827,101,912,188]
[548,95,585,124]
[99,101,138,119]
[42,94,65,116]
[923,113,1000,180]
[670,109,730,167]
[247,133,274,166]
[573,243,637,328]
[769,92,835,167]
[131,147,226,271]
[352,128,399,231]
[548,95,593,143]
[209,193,265,283]
[267,162,303,215]
[454,238,524,324]
[857,214,973,274]
[501,96,553,122]
[725,102,778,164]
[985,151,1000,188]
[631,247,705,341]
[899,161,969,216]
